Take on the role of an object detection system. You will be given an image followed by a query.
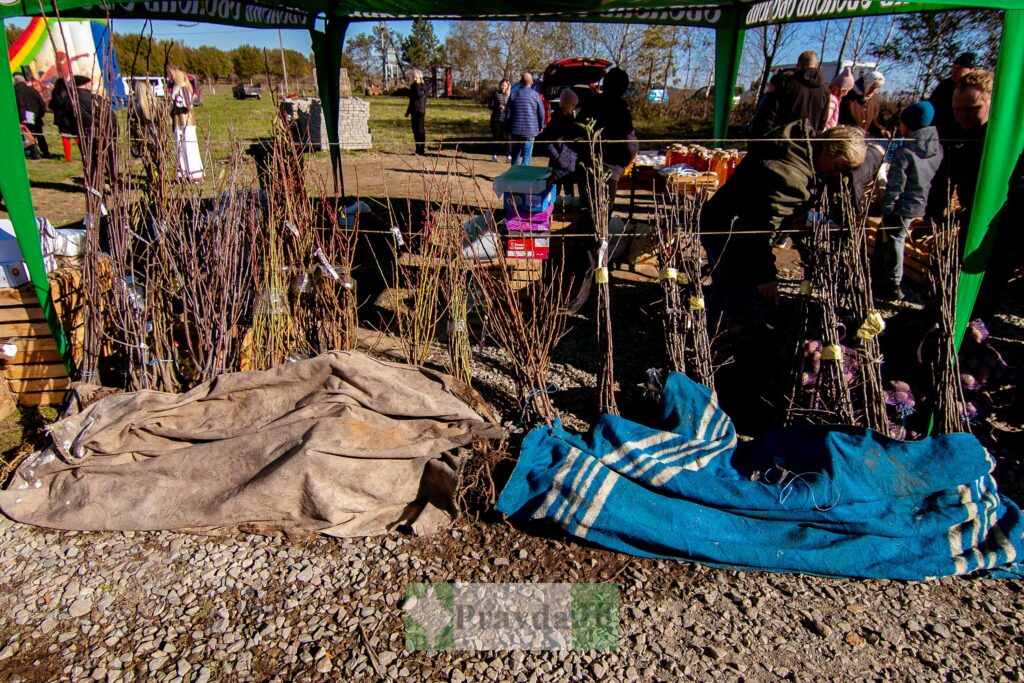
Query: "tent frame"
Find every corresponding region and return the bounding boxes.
[1,1,1021,374]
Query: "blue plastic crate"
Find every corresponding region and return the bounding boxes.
[503,185,557,218]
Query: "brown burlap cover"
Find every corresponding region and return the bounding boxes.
[0,351,503,537]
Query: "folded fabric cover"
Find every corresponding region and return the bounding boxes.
[498,372,1024,580]
[1,351,503,537]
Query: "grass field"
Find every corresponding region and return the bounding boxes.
[20,92,497,186]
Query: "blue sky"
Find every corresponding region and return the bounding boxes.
[6,17,436,55]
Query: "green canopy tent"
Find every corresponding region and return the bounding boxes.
[1,0,1020,375]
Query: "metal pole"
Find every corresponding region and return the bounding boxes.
[278,29,289,95]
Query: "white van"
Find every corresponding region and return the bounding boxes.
[120,76,166,99]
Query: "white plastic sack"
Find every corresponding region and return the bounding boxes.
[462,212,501,262]
[176,125,205,182]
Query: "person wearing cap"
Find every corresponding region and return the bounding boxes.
[928,52,976,140]
[872,102,943,302]
[538,88,586,199]
[839,70,888,137]
[750,50,831,137]
[13,73,49,158]
[823,67,855,131]
[71,74,96,137]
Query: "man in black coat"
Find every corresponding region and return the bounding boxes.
[749,51,830,137]
[925,69,991,242]
[928,52,976,141]
[405,70,427,156]
[13,73,49,158]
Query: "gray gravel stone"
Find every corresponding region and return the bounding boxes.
[69,597,93,618]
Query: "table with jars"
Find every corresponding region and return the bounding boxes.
[619,144,745,221]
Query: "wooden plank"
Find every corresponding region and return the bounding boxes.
[0,286,39,306]
[9,377,71,393]
[0,320,52,337]
[5,337,61,365]
[2,362,68,380]
[0,306,45,323]
[16,390,68,406]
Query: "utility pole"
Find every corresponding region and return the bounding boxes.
[278,29,289,95]
[379,21,388,87]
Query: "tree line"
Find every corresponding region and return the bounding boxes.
[344,13,1003,99]
[112,34,313,83]
[343,18,712,93]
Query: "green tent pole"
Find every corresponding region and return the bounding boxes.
[712,9,745,147]
[954,8,1024,350]
[0,21,72,372]
[311,18,349,197]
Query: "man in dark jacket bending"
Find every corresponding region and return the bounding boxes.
[700,122,867,324]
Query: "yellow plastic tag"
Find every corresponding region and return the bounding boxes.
[855,309,886,340]
[799,280,812,295]
[689,296,705,311]
[659,267,678,282]
[821,344,843,362]
[595,267,609,284]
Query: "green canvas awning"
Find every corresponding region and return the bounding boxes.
[1,0,1021,369]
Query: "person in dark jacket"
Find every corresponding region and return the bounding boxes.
[925,69,991,241]
[49,77,78,137]
[488,79,510,162]
[823,142,884,224]
[700,122,867,322]
[928,52,976,141]
[505,71,546,166]
[14,74,49,158]
[577,67,637,199]
[73,75,97,138]
[872,102,944,301]
[749,51,831,137]
[405,70,427,156]
[538,88,585,197]
[839,71,888,138]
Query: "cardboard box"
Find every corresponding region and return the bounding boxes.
[506,234,550,260]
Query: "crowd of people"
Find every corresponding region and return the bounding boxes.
[436,48,1009,323]
[14,67,203,184]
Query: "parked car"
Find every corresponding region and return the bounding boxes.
[540,57,612,110]
[120,74,202,106]
[233,83,262,100]
[121,75,167,99]
[187,74,203,107]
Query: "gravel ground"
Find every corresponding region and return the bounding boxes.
[2,253,1023,682]
[1,516,1023,682]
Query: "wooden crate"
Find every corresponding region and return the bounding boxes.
[0,272,82,407]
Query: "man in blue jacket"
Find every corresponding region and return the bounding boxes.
[505,71,546,166]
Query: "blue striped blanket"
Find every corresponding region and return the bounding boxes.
[497,372,1024,580]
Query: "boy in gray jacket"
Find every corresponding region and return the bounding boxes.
[873,101,944,301]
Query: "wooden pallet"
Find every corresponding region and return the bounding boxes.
[0,271,83,407]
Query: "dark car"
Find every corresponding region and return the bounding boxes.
[233,83,262,100]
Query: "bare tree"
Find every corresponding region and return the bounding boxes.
[756,23,797,101]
